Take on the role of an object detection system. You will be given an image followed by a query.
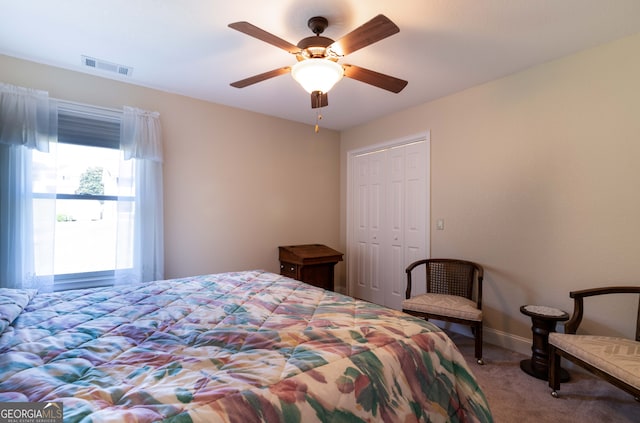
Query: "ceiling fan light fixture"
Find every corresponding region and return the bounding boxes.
[291,58,344,94]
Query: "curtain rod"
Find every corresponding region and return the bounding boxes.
[3,82,124,116]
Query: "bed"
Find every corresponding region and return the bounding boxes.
[0,270,493,422]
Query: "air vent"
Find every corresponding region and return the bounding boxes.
[81,55,133,77]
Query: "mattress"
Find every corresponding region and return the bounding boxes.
[0,270,493,422]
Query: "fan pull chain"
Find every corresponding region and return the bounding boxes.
[312,90,324,133]
[315,110,323,133]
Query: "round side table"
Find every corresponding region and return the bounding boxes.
[520,305,570,382]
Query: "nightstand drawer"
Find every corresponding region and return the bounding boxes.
[280,262,298,278]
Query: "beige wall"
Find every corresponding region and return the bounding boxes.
[0,55,342,279]
[3,31,639,345]
[340,32,640,341]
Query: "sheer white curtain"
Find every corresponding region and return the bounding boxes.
[117,106,164,284]
[0,83,57,290]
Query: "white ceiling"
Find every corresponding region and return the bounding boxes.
[2,0,640,131]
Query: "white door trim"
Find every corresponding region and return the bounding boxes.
[346,131,431,299]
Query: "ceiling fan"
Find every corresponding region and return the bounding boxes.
[228,14,408,109]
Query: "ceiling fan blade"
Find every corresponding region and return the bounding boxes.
[230,67,291,88]
[229,22,300,54]
[330,14,399,56]
[343,64,408,93]
[311,91,328,109]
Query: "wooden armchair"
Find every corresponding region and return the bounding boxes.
[548,286,640,400]
[402,258,484,364]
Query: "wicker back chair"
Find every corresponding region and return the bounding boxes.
[403,258,485,364]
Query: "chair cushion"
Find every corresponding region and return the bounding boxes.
[402,293,482,321]
[549,333,640,389]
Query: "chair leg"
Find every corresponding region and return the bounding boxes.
[549,345,560,398]
[474,322,484,365]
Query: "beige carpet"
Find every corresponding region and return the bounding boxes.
[449,332,639,423]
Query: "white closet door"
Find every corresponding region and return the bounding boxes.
[353,149,386,305]
[400,141,429,303]
[348,136,429,310]
[387,146,407,309]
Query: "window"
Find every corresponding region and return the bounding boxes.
[1,83,163,292]
[31,104,136,290]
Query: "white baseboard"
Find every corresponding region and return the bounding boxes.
[484,326,532,356]
[430,321,532,356]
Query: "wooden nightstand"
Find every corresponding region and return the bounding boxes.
[278,244,343,291]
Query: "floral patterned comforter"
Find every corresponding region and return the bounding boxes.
[0,270,492,422]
